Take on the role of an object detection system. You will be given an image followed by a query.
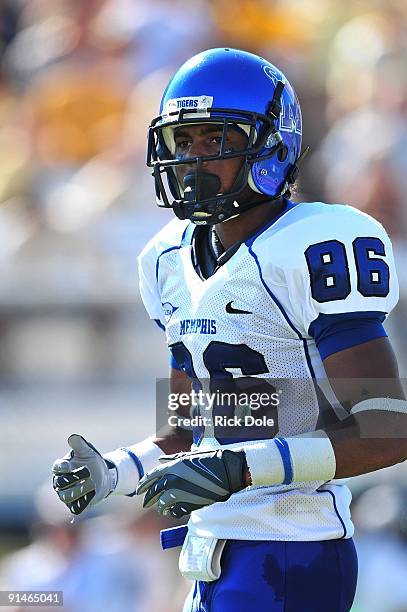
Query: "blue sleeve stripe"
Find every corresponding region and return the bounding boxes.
[274,438,293,485]
[308,311,387,360]
[154,318,165,331]
[318,321,387,360]
[121,448,144,497]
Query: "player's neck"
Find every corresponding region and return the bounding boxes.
[214,198,287,250]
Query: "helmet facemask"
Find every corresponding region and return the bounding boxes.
[147,103,285,225]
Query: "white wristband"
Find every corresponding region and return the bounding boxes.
[104,437,163,496]
[244,431,336,487]
[350,397,407,415]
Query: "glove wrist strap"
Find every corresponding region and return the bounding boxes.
[104,458,118,496]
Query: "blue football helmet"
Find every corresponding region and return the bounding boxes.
[147,48,304,225]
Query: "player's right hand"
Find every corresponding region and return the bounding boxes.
[52,434,117,515]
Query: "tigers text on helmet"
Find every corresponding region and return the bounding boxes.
[147,48,304,225]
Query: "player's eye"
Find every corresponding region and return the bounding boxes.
[210,135,242,153]
[175,139,191,151]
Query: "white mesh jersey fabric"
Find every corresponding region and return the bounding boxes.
[138,202,398,541]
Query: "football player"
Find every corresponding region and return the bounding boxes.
[53,49,407,611]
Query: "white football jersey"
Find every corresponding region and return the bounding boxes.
[138,201,399,541]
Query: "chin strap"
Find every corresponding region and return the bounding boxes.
[283,146,310,195]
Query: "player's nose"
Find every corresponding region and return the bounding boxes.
[186,138,211,162]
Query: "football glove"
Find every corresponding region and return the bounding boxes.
[136,448,248,518]
[52,434,117,515]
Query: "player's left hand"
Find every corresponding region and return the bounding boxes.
[136,448,248,518]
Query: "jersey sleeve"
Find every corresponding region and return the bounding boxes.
[284,206,399,337]
[137,218,190,329]
[256,204,399,350]
[138,237,166,328]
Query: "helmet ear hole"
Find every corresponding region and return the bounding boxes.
[277,145,288,162]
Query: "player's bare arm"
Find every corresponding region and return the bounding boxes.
[323,337,407,478]
[153,367,193,455]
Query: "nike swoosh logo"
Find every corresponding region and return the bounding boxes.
[190,458,224,485]
[226,301,252,315]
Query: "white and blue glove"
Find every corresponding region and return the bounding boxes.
[52,434,117,515]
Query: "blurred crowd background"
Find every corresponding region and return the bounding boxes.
[0,0,406,610]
